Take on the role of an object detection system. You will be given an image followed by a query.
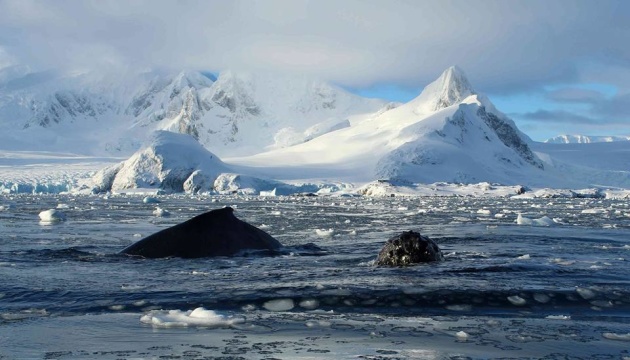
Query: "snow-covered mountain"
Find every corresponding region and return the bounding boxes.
[0,68,386,156]
[3,65,630,192]
[545,134,630,144]
[229,66,560,186]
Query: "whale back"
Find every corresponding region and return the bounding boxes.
[121,207,281,258]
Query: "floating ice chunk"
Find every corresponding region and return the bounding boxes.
[263,299,295,311]
[259,188,277,197]
[455,331,469,341]
[591,300,613,308]
[533,293,551,303]
[507,295,527,306]
[446,304,472,312]
[516,213,555,226]
[477,209,491,215]
[546,315,571,320]
[56,203,70,209]
[576,287,596,300]
[581,208,608,214]
[299,299,320,310]
[152,207,170,217]
[315,228,334,237]
[602,332,630,341]
[38,209,66,223]
[516,254,530,260]
[143,196,160,204]
[140,307,243,328]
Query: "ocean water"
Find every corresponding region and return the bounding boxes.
[0,194,629,359]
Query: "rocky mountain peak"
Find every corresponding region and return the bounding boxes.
[411,66,476,114]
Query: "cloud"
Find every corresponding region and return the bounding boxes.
[0,0,629,94]
[546,88,607,104]
[519,110,600,124]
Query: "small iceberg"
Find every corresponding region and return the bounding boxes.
[140,307,244,328]
[153,207,170,217]
[38,209,66,223]
[516,213,556,226]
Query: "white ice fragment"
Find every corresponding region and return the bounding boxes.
[516,254,530,260]
[263,299,295,311]
[545,315,570,320]
[349,230,357,236]
[533,293,551,303]
[271,210,282,215]
[576,287,596,300]
[143,196,160,204]
[516,213,555,226]
[445,304,472,311]
[315,228,334,237]
[507,295,527,306]
[602,332,630,341]
[477,209,491,215]
[344,219,351,223]
[140,307,243,328]
[152,207,170,217]
[260,188,277,197]
[299,299,320,310]
[590,300,613,308]
[455,331,469,341]
[38,209,66,222]
[581,208,608,214]
[56,203,70,209]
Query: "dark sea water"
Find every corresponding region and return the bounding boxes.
[1,194,629,359]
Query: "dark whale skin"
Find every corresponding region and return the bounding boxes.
[120,207,281,258]
[376,230,444,266]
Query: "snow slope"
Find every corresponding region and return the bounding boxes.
[227,66,629,189]
[228,67,551,185]
[0,68,386,157]
[89,131,229,193]
[545,134,630,144]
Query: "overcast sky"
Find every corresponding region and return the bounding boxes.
[0,0,629,140]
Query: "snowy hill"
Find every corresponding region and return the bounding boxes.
[90,131,230,193]
[545,134,630,144]
[229,66,557,186]
[0,68,385,157]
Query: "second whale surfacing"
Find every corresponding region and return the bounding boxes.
[120,207,282,258]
